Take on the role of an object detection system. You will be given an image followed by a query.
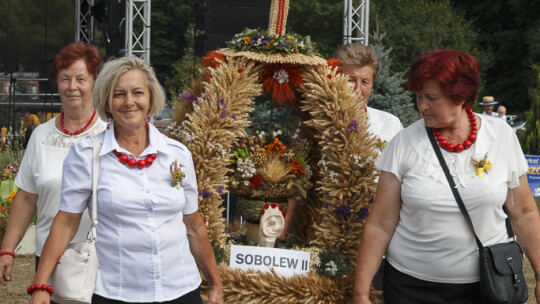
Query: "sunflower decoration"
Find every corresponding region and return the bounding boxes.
[471,153,493,178]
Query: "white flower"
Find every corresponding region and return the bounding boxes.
[258,131,266,139]
[273,69,289,84]
[244,180,250,186]
[325,261,338,276]
[329,171,339,182]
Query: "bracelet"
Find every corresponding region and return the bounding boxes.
[27,284,54,296]
[0,251,15,258]
[535,272,540,279]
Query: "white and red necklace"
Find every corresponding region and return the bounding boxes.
[60,108,96,135]
[432,108,477,153]
[113,150,157,169]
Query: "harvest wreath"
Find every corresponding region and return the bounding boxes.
[166,0,380,303]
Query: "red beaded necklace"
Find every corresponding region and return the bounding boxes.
[114,150,157,169]
[432,108,477,153]
[60,108,97,135]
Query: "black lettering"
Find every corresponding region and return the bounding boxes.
[263,256,272,266]
[235,253,244,264]
[254,255,262,265]
[280,257,286,268]
[287,258,298,269]
[245,254,253,265]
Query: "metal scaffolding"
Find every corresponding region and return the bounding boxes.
[343,0,369,45]
[75,0,151,64]
[75,0,94,43]
[125,0,151,64]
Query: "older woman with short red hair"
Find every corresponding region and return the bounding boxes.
[352,50,540,303]
[0,42,106,289]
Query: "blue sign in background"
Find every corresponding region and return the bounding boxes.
[526,155,540,197]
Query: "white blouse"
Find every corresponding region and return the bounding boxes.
[366,106,404,154]
[377,115,528,283]
[60,122,201,302]
[15,117,106,256]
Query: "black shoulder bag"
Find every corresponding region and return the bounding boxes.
[426,126,528,304]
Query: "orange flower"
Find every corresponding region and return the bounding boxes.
[262,137,287,155]
[327,58,342,72]
[287,159,305,176]
[0,206,8,213]
[259,63,303,105]
[8,191,16,203]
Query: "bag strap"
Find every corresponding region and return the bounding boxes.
[425,126,484,249]
[88,135,101,242]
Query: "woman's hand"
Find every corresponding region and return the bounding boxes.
[29,290,50,304]
[207,285,224,304]
[0,255,14,286]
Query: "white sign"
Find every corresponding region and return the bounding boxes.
[229,245,310,278]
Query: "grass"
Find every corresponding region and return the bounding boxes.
[3,253,539,303]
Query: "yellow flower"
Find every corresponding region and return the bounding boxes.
[170,160,185,189]
[471,153,493,179]
[243,37,251,45]
[8,191,16,202]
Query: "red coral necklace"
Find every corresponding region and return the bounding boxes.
[113,150,157,169]
[432,108,477,153]
[60,108,96,135]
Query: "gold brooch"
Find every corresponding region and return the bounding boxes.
[471,153,492,178]
[170,160,186,189]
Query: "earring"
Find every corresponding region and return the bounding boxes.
[146,116,150,127]
[107,118,111,129]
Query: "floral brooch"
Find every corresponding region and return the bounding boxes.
[471,153,493,178]
[170,160,185,189]
[377,138,388,151]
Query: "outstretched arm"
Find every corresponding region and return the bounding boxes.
[184,211,224,304]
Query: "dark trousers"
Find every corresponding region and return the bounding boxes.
[92,287,202,304]
[383,262,481,304]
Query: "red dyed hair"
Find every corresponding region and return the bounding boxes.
[50,41,103,91]
[408,49,479,108]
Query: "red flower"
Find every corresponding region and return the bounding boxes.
[202,51,227,69]
[259,63,303,105]
[326,58,341,71]
[249,174,263,188]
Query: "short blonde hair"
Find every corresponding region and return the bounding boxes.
[333,43,379,79]
[93,56,165,121]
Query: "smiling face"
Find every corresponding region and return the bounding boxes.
[416,79,464,129]
[341,64,374,108]
[57,59,95,110]
[107,69,151,132]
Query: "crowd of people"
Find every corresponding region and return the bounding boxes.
[0,40,539,304]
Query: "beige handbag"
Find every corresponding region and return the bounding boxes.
[49,136,100,304]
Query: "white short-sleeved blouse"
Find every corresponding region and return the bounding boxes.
[376,115,528,283]
[15,117,106,256]
[60,122,201,302]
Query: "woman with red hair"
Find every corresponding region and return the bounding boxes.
[0,42,106,291]
[352,50,540,303]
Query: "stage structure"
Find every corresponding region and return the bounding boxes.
[75,0,94,43]
[343,0,369,45]
[74,0,151,64]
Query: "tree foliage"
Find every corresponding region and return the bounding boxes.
[288,0,342,58]
[368,30,420,127]
[370,0,489,76]
[453,0,540,113]
[518,68,540,155]
[0,0,74,78]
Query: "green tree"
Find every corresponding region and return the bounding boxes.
[288,0,343,58]
[368,30,420,127]
[519,69,540,154]
[151,0,197,92]
[0,0,74,77]
[371,0,488,77]
[453,0,540,113]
